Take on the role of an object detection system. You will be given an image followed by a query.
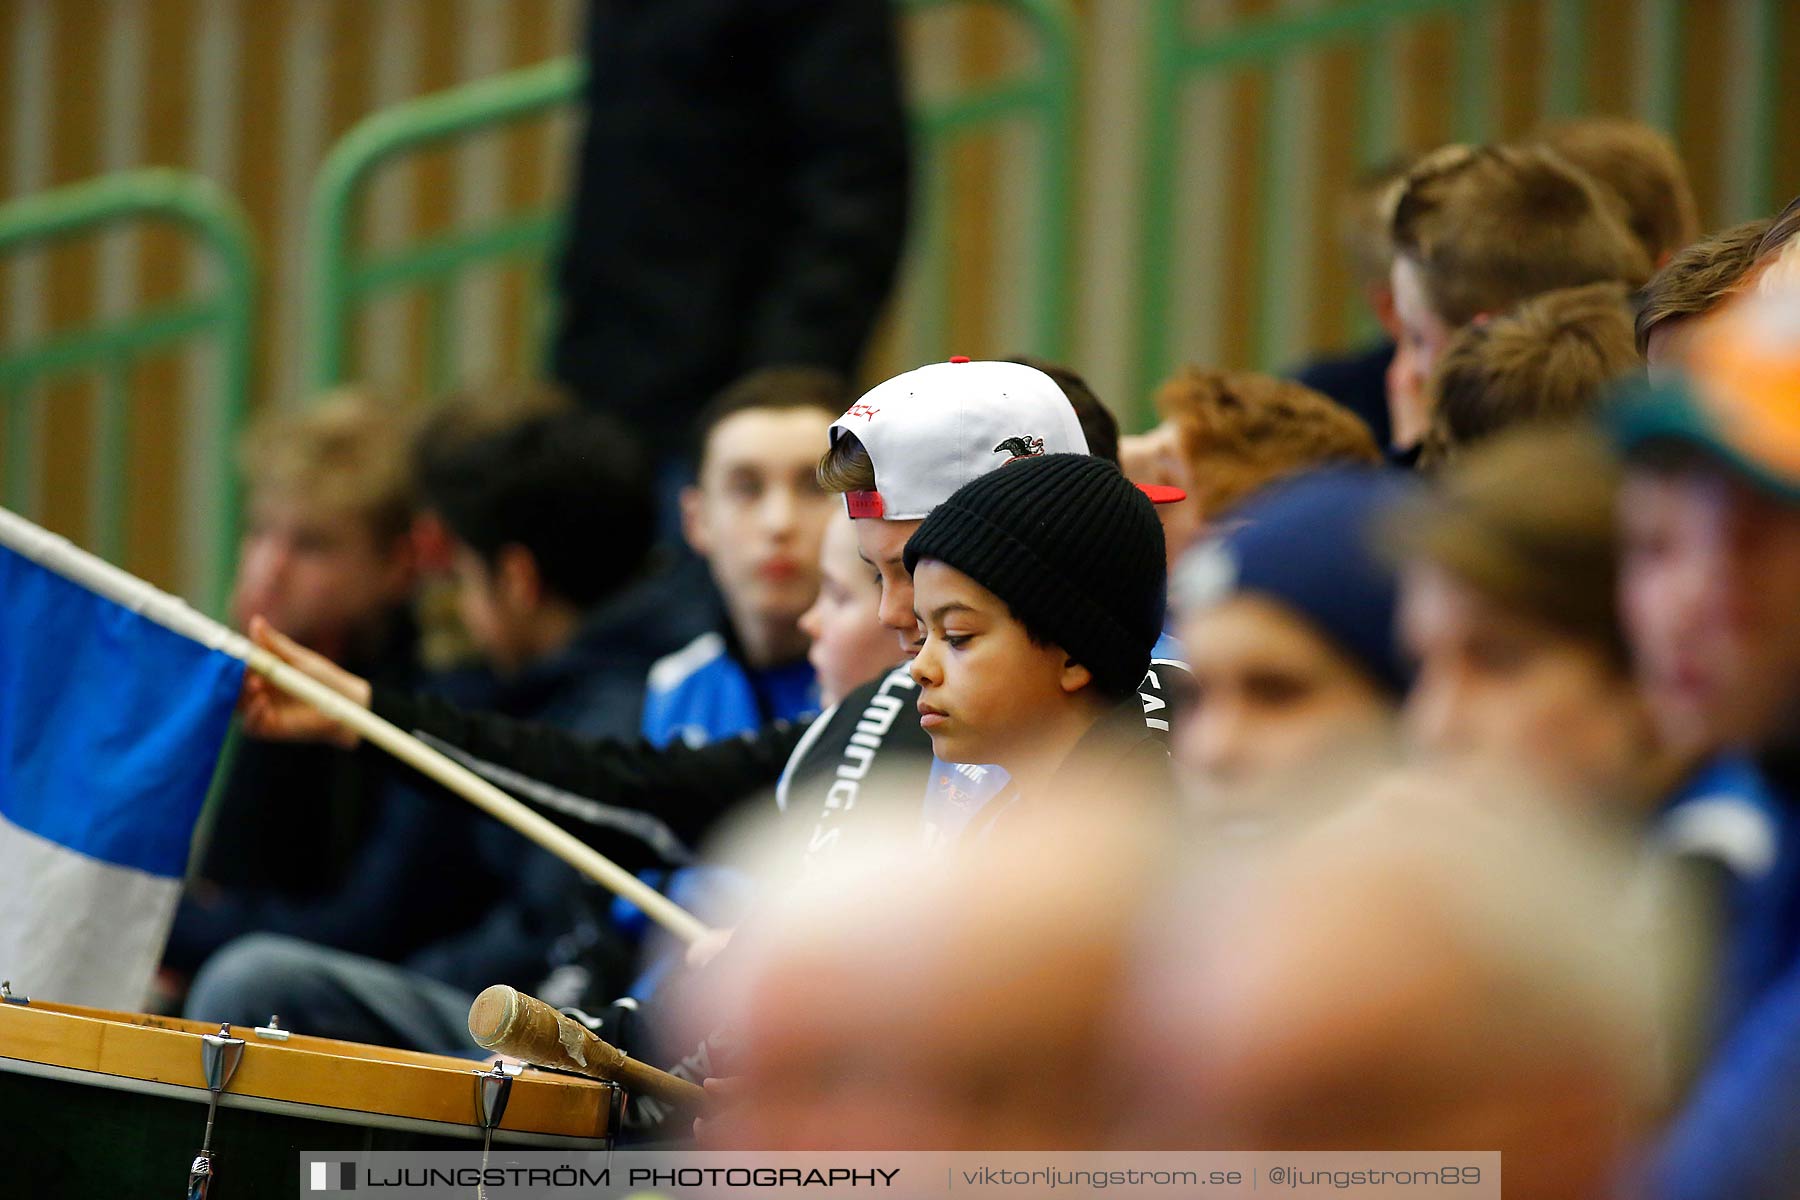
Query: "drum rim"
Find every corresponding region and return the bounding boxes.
[0,1001,618,1144]
[0,1054,611,1148]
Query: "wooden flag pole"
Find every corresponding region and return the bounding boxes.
[0,506,714,948]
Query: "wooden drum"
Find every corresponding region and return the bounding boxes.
[0,998,618,1195]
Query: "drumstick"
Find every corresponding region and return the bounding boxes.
[468,985,707,1110]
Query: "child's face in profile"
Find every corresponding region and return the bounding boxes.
[797,514,907,706]
[908,559,1087,767]
[1389,255,1457,448]
[231,491,413,648]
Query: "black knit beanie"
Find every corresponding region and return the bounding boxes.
[903,453,1167,698]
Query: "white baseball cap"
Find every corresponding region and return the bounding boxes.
[827,357,1091,520]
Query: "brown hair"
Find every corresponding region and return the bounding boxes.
[1388,143,1652,328]
[694,365,850,465]
[1632,218,1772,354]
[241,387,417,542]
[1154,367,1381,516]
[1423,282,1639,466]
[414,379,575,479]
[1393,424,1627,670]
[817,430,876,494]
[1752,193,1800,265]
[1536,117,1700,264]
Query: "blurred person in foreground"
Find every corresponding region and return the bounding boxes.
[1607,287,1800,1198]
[1111,786,1670,1200]
[684,802,1172,1150]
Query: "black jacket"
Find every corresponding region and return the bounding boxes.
[370,660,1190,875]
[551,0,910,443]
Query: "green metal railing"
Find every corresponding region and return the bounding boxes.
[1129,0,1735,425]
[0,169,256,609]
[306,0,1077,396]
[305,56,580,397]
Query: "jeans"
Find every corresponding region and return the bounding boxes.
[182,933,483,1059]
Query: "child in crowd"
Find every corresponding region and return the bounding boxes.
[178,390,422,943]
[1420,281,1639,465]
[904,453,1173,820]
[1393,425,1659,808]
[185,408,686,1035]
[1169,469,1410,832]
[1121,366,1381,569]
[798,512,908,709]
[1536,115,1700,267]
[1385,142,1651,457]
[811,357,1186,847]
[649,367,848,748]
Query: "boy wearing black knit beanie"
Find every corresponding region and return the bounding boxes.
[904,454,1173,814]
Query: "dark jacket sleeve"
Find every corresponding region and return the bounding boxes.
[369,686,806,852]
[164,784,497,973]
[740,0,910,368]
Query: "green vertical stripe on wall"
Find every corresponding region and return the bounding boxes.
[1634,0,1682,133]
[1541,0,1586,117]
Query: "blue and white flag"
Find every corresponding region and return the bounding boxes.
[0,520,244,1007]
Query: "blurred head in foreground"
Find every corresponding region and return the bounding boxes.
[1113,786,1671,1200]
[690,803,1170,1149]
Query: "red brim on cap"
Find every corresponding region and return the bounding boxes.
[1137,482,1187,505]
[844,490,886,518]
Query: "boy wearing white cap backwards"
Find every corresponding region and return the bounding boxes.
[799,357,1186,847]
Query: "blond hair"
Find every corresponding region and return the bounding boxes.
[1388,143,1652,328]
[1154,367,1381,516]
[241,387,417,541]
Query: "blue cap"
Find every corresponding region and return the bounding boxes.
[1173,467,1413,695]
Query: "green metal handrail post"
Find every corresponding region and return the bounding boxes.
[305,57,584,394]
[307,2,1079,395]
[0,168,257,611]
